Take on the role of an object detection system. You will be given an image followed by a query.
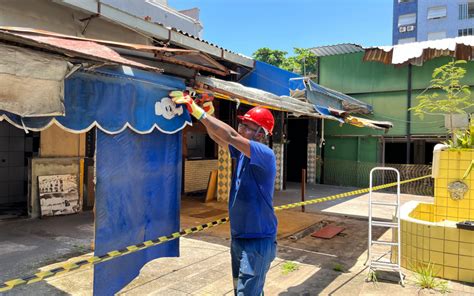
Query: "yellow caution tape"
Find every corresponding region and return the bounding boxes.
[0,174,431,292]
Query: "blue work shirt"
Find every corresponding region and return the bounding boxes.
[228,141,278,239]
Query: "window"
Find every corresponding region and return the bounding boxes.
[398,13,417,26]
[427,31,446,40]
[458,27,474,36]
[459,3,474,19]
[398,37,416,44]
[427,6,447,19]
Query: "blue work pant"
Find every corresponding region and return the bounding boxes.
[231,237,277,295]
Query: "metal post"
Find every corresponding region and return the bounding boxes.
[301,169,306,212]
[406,64,412,164]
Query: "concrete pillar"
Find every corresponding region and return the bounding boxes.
[217,145,232,202]
[272,111,285,191]
[273,143,284,191]
[307,119,318,184]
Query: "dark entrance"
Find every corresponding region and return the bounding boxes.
[0,122,39,219]
[286,118,308,182]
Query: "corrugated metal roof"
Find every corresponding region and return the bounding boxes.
[0,29,162,72]
[0,27,230,75]
[307,79,373,114]
[310,43,364,57]
[364,36,474,65]
[195,76,322,118]
[195,76,393,131]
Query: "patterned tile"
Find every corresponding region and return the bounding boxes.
[307,143,317,184]
[217,146,232,202]
[273,143,284,191]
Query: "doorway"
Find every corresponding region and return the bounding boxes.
[286,118,308,182]
[0,122,39,219]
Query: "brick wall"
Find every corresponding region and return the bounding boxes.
[184,159,218,193]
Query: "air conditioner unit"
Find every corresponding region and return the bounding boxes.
[399,26,407,33]
[407,25,415,32]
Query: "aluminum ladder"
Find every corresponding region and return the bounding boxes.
[367,167,404,285]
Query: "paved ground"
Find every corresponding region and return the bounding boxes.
[1,184,473,295]
[275,182,434,221]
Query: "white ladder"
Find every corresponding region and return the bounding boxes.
[367,167,404,285]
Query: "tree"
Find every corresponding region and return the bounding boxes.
[410,59,474,147]
[411,60,473,120]
[252,47,288,67]
[288,48,318,77]
[252,47,318,78]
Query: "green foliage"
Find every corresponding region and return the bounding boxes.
[366,270,378,284]
[252,47,288,67]
[412,262,449,294]
[281,261,299,275]
[411,60,474,122]
[252,47,318,77]
[443,128,472,148]
[333,263,344,272]
[462,160,474,180]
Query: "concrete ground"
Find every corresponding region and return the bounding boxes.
[0,212,94,295]
[275,182,435,221]
[1,184,473,295]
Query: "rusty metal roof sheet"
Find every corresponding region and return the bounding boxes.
[364,36,474,65]
[0,28,162,72]
[0,27,229,75]
[196,76,392,130]
[310,44,364,57]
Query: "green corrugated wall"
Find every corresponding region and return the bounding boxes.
[318,52,474,186]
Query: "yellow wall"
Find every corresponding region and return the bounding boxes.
[399,149,474,283]
[434,150,474,221]
[40,125,86,157]
[400,219,474,282]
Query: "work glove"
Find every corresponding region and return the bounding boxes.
[170,91,206,120]
[195,92,215,116]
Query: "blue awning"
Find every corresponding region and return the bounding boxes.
[0,66,192,134]
[290,77,373,114]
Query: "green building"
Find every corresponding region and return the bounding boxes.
[310,40,474,191]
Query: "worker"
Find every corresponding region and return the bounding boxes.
[171,91,277,295]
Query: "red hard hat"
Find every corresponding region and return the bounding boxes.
[237,106,274,135]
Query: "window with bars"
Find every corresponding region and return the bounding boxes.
[458,28,474,36]
[459,3,474,19]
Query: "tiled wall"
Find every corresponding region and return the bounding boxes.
[399,149,474,283]
[408,202,437,222]
[273,143,284,191]
[434,150,474,221]
[184,159,218,193]
[307,143,317,184]
[217,146,232,202]
[400,219,474,282]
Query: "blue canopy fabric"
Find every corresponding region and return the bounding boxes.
[290,77,373,114]
[0,66,191,134]
[314,105,345,123]
[239,60,299,96]
[0,65,189,295]
[94,128,181,295]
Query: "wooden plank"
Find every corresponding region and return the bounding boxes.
[205,170,218,203]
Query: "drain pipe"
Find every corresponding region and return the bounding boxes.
[406,64,413,164]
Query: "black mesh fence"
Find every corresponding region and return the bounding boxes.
[321,159,434,196]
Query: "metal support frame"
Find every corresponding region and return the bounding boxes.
[367,167,404,286]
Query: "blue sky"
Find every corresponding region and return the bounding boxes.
[168,0,393,57]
